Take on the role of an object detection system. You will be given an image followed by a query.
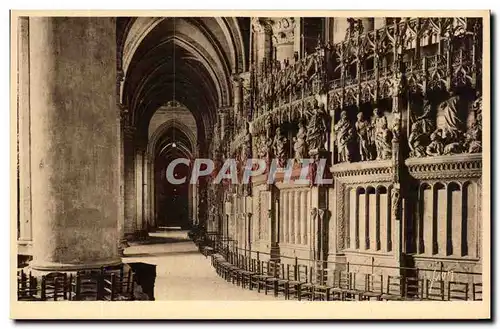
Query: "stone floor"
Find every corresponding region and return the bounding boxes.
[122,229,276,301]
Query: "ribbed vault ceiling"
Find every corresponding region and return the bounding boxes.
[119,17,248,154]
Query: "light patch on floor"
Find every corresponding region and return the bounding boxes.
[123,230,277,301]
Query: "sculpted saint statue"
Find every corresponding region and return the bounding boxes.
[408,100,434,157]
[439,91,465,146]
[293,121,308,163]
[465,96,482,153]
[391,186,401,221]
[426,129,445,156]
[465,121,482,153]
[272,127,288,167]
[334,110,355,163]
[305,100,328,152]
[355,112,373,161]
[372,108,392,160]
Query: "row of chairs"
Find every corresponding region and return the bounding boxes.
[210,252,483,301]
[17,266,136,301]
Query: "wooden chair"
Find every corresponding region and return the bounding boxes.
[424,278,445,301]
[447,281,469,301]
[342,272,366,301]
[472,282,482,301]
[297,266,315,301]
[381,275,404,301]
[17,270,39,301]
[41,272,70,301]
[71,270,101,301]
[329,270,351,301]
[120,269,135,300]
[241,258,257,290]
[264,261,280,296]
[287,264,309,301]
[230,255,246,286]
[251,261,272,293]
[312,265,331,301]
[404,275,425,300]
[361,274,384,301]
[102,273,118,301]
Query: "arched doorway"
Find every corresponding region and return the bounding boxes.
[154,125,194,229]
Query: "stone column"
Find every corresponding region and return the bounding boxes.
[232,76,243,128]
[283,191,289,244]
[252,18,273,72]
[300,190,307,245]
[294,18,301,59]
[123,126,137,239]
[29,17,121,271]
[143,154,150,231]
[18,17,32,252]
[271,18,296,66]
[117,107,128,255]
[192,185,198,225]
[149,160,155,228]
[325,17,335,44]
[135,148,144,234]
[288,190,294,244]
[294,190,300,245]
[296,190,302,245]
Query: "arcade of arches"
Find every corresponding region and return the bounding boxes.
[17,16,483,290]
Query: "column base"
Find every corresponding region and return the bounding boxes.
[270,244,280,262]
[327,253,347,271]
[28,257,122,274]
[118,239,130,256]
[135,230,150,240]
[17,240,33,256]
[125,230,149,241]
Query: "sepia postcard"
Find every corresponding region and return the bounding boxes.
[10,9,491,320]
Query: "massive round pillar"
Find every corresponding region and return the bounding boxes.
[29,17,121,271]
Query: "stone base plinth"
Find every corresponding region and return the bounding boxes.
[28,257,123,276]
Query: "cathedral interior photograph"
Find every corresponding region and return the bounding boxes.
[12,13,488,315]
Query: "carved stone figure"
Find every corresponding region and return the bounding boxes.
[355,112,373,161]
[272,127,288,167]
[465,121,482,153]
[464,95,482,153]
[293,121,308,163]
[392,112,402,143]
[439,91,465,148]
[335,110,355,163]
[391,186,401,222]
[426,129,444,156]
[305,100,328,152]
[372,108,392,160]
[409,100,434,157]
[256,135,268,159]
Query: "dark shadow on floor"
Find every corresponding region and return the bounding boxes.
[128,236,191,246]
[123,249,200,258]
[127,262,157,301]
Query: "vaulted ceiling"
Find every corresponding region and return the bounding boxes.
[118,17,249,155]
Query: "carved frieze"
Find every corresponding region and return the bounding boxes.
[406,153,482,180]
[331,160,393,182]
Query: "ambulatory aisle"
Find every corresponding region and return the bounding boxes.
[122,230,276,301]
